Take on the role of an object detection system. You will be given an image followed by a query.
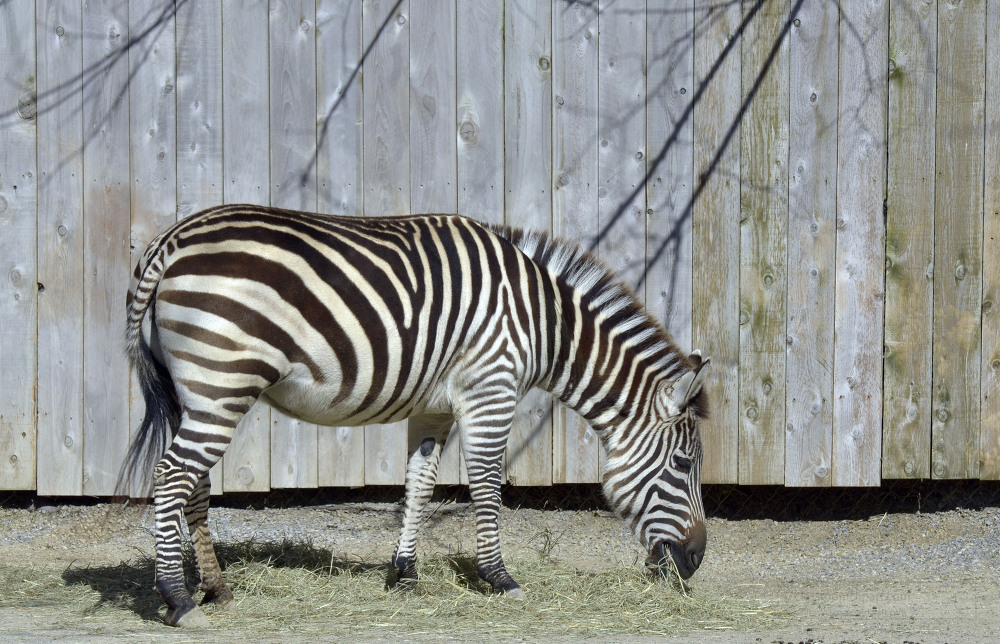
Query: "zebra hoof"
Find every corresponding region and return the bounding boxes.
[167,604,210,628]
[201,584,235,609]
[502,586,525,599]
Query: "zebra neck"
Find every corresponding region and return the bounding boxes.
[542,280,669,431]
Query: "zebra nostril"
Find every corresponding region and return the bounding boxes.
[690,550,703,570]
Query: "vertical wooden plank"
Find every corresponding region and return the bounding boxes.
[176,0,223,219]
[269,0,320,489]
[505,0,552,487]
[363,0,410,486]
[82,0,131,496]
[931,0,984,480]
[785,0,837,487]
[834,0,887,487]
[0,1,38,490]
[883,0,935,480]
[982,0,1000,480]
[316,0,366,487]
[551,1,599,484]
[738,0,788,486]
[409,0,459,485]
[645,0,694,351]
[457,0,505,223]
[128,0,176,249]
[316,0,364,216]
[176,0,224,494]
[598,0,646,289]
[36,0,84,496]
[222,0,272,493]
[127,0,176,497]
[409,0,456,215]
[692,0,742,484]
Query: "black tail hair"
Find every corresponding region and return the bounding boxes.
[115,331,180,500]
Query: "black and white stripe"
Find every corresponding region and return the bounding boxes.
[120,204,710,626]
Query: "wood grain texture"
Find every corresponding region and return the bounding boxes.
[785,0,837,487]
[551,0,599,484]
[220,0,272,493]
[269,0,319,489]
[35,0,85,496]
[882,0,935,480]
[645,0,694,352]
[316,0,366,487]
[737,0,788,486]
[362,0,410,485]
[834,0,887,487]
[597,0,646,291]
[0,0,38,490]
[982,0,1000,481]
[176,0,223,217]
[505,0,552,486]
[409,0,456,214]
[81,0,131,495]
[931,0,984,480]
[222,0,271,208]
[457,0,504,223]
[692,0,742,484]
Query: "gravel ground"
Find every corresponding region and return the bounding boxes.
[0,495,998,643]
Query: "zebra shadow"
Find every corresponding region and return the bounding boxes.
[60,538,388,622]
[61,557,164,623]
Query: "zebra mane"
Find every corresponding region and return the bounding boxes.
[489,224,687,375]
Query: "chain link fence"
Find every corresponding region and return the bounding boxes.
[4,480,999,520]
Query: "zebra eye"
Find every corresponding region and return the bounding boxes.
[673,455,692,473]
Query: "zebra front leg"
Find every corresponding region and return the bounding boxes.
[391,416,451,589]
[153,455,210,628]
[184,473,234,609]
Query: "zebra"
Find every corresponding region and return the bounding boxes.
[119,204,710,627]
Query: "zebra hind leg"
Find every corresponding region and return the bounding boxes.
[391,422,448,589]
[152,454,211,627]
[184,473,234,609]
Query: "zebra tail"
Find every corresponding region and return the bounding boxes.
[115,247,180,500]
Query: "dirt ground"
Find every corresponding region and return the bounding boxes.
[0,493,998,643]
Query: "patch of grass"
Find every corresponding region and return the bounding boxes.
[0,540,779,638]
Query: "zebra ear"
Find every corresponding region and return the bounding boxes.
[659,353,711,418]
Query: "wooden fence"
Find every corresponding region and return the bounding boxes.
[1,0,998,495]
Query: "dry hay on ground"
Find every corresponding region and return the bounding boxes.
[0,538,777,638]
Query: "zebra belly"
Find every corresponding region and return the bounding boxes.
[259,367,455,428]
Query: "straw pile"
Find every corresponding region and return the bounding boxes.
[0,539,777,638]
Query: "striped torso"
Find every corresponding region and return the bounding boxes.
[131,205,565,428]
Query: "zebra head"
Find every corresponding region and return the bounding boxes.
[603,351,710,581]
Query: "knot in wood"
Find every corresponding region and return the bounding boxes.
[237,466,254,486]
[459,120,477,143]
